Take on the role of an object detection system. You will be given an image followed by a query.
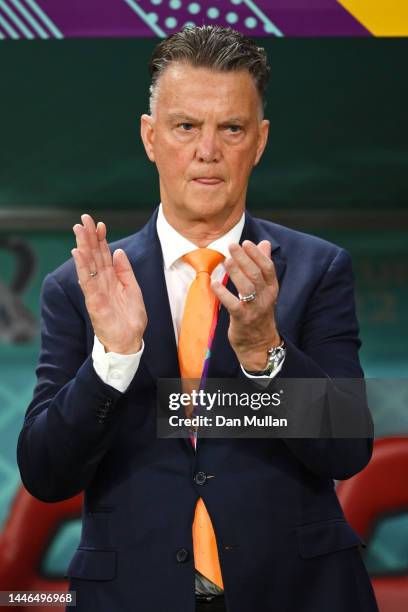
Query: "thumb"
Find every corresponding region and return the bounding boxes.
[112,249,136,287]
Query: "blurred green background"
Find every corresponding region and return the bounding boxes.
[1,38,408,209]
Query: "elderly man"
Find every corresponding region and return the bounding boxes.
[18,26,378,612]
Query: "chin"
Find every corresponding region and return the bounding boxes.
[192,190,230,212]
[185,199,232,220]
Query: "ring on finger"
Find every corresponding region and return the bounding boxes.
[89,271,98,278]
[239,291,256,303]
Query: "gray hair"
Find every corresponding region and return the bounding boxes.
[148,25,270,115]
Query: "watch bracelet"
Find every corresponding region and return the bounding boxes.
[246,340,286,376]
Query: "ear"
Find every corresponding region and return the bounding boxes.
[253,119,270,167]
[140,114,156,162]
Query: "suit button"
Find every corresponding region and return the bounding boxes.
[95,405,109,423]
[194,471,207,486]
[176,548,189,563]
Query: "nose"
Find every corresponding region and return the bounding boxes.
[195,127,221,163]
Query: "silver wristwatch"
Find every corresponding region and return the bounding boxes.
[246,340,286,377]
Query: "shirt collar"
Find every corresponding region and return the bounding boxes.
[156,203,245,269]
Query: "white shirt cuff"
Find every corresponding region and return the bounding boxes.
[92,335,144,393]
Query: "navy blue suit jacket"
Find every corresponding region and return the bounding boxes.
[17,210,378,611]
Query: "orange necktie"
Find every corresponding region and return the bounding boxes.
[178,248,225,589]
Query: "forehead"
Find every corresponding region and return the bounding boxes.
[154,62,261,118]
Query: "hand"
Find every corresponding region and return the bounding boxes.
[71,214,147,354]
[211,240,280,371]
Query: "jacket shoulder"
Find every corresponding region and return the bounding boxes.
[255,217,343,256]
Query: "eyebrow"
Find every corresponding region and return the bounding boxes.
[167,113,201,124]
[220,116,248,124]
[167,113,249,125]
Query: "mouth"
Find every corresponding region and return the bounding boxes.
[192,177,224,186]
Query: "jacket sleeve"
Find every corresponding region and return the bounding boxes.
[17,272,124,502]
[276,248,372,480]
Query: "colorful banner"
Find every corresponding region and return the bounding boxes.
[1,0,407,39]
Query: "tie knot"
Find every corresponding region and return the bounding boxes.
[183,248,225,276]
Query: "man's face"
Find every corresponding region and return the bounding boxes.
[141,62,269,227]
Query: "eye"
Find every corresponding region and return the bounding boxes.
[178,123,194,131]
[225,125,242,134]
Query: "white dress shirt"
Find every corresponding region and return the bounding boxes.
[92,204,283,391]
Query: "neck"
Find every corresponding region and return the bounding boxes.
[161,205,244,248]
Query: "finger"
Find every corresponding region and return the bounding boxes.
[81,214,98,248]
[112,249,138,289]
[73,224,97,272]
[242,240,277,286]
[96,221,113,268]
[228,243,265,291]
[223,256,255,298]
[257,240,271,258]
[211,280,242,317]
[71,248,95,291]
[81,214,104,271]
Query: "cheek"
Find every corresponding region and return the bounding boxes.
[155,136,193,178]
[227,149,256,186]
[155,150,190,183]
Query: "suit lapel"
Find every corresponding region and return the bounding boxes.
[127,210,179,382]
[127,213,194,454]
